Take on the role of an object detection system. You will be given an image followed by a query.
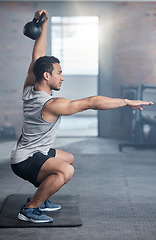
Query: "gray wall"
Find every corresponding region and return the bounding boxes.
[1,1,156,139]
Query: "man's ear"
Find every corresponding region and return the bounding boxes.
[43,72,50,81]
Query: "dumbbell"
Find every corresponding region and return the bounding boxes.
[23,12,46,40]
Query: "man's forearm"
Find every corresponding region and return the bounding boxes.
[32,21,47,62]
[89,95,153,111]
[90,96,127,110]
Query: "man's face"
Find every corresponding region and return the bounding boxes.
[49,63,64,91]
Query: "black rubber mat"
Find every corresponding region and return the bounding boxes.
[0,194,82,228]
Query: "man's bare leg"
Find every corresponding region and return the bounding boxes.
[26,153,74,208]
[55,149,74,165]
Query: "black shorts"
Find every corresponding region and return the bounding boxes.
[11,148,56,188]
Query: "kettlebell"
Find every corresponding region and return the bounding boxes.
[23,12,46,40]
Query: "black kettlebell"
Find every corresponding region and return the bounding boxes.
[23,12,46,40]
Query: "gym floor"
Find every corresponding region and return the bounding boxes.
[0,137,156,240]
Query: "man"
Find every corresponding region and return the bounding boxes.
[10,10,153,223]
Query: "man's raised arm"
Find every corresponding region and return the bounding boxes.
[23,10,49,90]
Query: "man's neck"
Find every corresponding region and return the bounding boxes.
[34,83,51,95]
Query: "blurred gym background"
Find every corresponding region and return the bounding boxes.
[1,0,156,145]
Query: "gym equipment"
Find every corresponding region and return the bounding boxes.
[23,12,46,40]
[119,84,156,151]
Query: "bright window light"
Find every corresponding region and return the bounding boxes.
[51,16,99,75]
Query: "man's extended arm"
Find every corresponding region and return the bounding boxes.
[43,96,153,117]
[23,10,48,90]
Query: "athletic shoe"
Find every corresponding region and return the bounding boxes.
[40,198,61,212]
[18,205,53,223]
[27,197,61,212]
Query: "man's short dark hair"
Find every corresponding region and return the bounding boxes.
[33,56,60,82]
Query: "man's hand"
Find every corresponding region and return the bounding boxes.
[34,9,49,22]
[125,99,154,111]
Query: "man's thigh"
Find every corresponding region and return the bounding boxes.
[55,149,74,165]
[36,156,72,184]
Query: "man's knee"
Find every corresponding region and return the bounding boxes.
[69,153,74,165]
[63,164,74,184]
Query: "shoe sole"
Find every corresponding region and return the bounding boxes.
[18,213,53,223]
[40,206,61,212]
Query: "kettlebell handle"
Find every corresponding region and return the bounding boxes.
[33,12,46,28]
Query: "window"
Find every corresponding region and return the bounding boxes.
[51,16,99,75]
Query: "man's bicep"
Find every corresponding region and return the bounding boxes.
[48,97,91,116]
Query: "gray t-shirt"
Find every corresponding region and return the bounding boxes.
[11,85,61,164]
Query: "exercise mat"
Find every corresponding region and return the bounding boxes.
[0,194,82,228]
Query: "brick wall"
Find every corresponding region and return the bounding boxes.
[0,2,36,137]
[114,2,156,87]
